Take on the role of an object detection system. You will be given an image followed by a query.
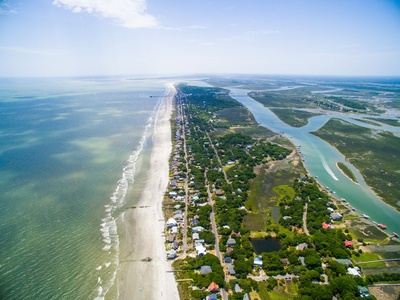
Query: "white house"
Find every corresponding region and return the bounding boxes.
[167,217,177,227]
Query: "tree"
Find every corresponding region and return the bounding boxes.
[330,275,358,298]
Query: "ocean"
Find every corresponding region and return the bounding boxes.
[0,77,169,299]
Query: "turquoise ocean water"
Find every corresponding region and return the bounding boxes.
[0,77,168,299]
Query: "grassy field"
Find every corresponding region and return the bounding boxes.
[257,281,298,300]
[312,118,400,211]
[352,252,386,268]
[270,108,321,127]
[244,157,305,231]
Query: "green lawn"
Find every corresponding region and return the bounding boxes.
[352,252,386,268]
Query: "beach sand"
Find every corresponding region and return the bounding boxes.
[117,84,179,300]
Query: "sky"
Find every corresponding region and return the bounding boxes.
[0,0,399,77]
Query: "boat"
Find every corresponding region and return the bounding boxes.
[393,232,399,238]
[362,214,370,219]
[351,207,356,211]
[372,221,378,226]
[378,224,387,229]
[341,198,346,202]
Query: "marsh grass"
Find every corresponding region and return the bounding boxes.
[337,162,358,183]
[270,108,321,127]
[312,118,400,210]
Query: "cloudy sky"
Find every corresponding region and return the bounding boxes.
[0,0,399,77]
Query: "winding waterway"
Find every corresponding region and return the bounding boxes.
[229,88,400,235]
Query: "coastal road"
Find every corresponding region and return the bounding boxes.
[303,203,310,236]
[180,96,189,254]
[205,170,228,300]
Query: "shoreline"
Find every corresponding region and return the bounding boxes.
[117,83,179,300]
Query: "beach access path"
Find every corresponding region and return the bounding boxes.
[117,83,179,300]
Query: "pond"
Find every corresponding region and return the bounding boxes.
[251,238,281,255]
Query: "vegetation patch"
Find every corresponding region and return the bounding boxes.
[270,108,321,127]
[312,118,400,210]
[336,162,358,183]
[251,90,316,108]
[350,226,388,241]
[215,106,257,126]
[352,252,386,268]
[366,117,400,127]
[354,118,382,126]
[273,184,295,202]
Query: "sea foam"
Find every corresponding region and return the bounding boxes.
[94,95,164,299]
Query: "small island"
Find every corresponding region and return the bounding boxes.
[337,162,358,183]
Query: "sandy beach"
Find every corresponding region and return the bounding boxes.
[117,83,179,300]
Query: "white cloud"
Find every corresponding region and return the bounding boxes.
[53,0,158,29]
[0,1,17,15]
[0,46,67,55]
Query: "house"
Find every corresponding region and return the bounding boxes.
[322,222,331,229]
[254,257,263,267]
[347,267,361,277]
[327,207,334,212]
[166,218,177,227]
[234,283,242,293]
[226,238,237,246]
[280,258,290,265]
[228,265,235,275]
[196,239,205,245]
[192,233,200,240]
[296,243,308,251]
[192,226,205,233]
[226,247,233,254]
[358,286,371,297]
[201,265,212,275]
[208,282,219,293]
[172,241,179,250]
[206,294,217,300]
[166,249,177,259]
[336,259,352,266]
[170,180,177,187]
[167,235,175,243]
[224,257,232,263]
[344,239,353,248]
[330,212,342,221]
[169,191,178,198]
[196,244,207,256]
[243,293,250,300]
[171,226,178,235]
[174,213,183,220]
[215,190,224,196]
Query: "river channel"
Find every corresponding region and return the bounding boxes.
[228,88,400,235]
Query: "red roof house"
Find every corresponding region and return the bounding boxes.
[344,239,353,248]
[322,222,330,229]
[208,282,219,293]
